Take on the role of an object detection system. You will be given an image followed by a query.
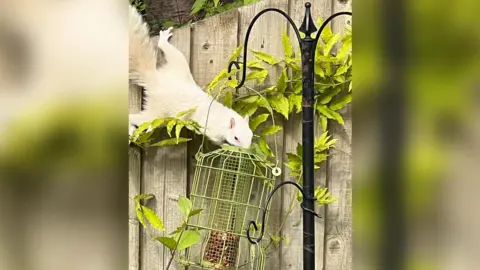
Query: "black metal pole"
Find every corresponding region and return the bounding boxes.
[299,3,317,270]
[230,3,351,270]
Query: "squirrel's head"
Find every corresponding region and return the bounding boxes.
[225,115,253,149]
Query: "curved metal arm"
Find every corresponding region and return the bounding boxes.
[227,8,303,89]
[313,12,353,53]
[246,181,321,245]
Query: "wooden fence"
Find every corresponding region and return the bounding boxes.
[129,0,352,269]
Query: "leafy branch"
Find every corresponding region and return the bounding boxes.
[129,107,202,148]
[134,194,204,269]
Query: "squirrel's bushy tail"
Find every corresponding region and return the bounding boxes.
[129,5,160,91]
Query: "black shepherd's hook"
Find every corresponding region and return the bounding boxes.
[227,8,303,89]
[313,11,352,52]
[246,181,321,245]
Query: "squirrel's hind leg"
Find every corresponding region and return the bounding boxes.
[157,27,196,84]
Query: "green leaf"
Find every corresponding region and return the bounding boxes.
[213,0,220,7]
[178,196,193,218]
[176,107,197,118]
[336,37,352,60]
[134,121,151,134]
[240,95,260,104]
[334,75,346,83]
[246,60,265,70]
[150,137,191,147]
[229,44,244,62]
[151,118,165,129]
[141,205,165,231]
[257,98,273,114]
[315,187,328,200]
[317,105,344,125]
[320,115,328,131]
[191,0,207,14]
[251,50,280,65]
[348,81,352,92]
[135,202,146,228]
[246,70,268,85]
[319,86,342,104]
[296,143,303,157]
[334,65,349,76]
[281,30,294,58]
[259,137,274,157]
[317,17,334,42]
[223,90,233,108]
[175,123,184,140]
[285,57,301,71]
[288,93,302,114]
[276,69,288,93]
[293,81,303,94]
[155,237,177,251]
[268,95,289,119]
[134,194,155,201]
[285,153,301,170]
[250,114,270,131]
[166,120,176,136]
[206,69,228,91]
[240,103,258,117]
[261,125,282,136]
[324,34,340,56]
[188,208,203,217]
[176,230,201,250]
[330,93,352,110]
[315,63,325,78]
[314,153,328,164]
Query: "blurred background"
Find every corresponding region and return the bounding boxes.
[0,0,128,269]
[355,0,480,269]
[0,0,479,269]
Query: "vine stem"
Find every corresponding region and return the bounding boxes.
[165,218,188,270]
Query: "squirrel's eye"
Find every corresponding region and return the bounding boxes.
[234,136,239,141]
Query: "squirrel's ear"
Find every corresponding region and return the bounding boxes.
[244,115,249,122]
[230,117,235,129]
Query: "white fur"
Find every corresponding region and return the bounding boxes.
[128,8,253,148]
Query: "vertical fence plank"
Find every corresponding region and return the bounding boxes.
[138,26,192,270]
[163,27,192,269]
[238,0,288,268]
[324,0,352,269]
[129,83,142,270]
[281,1,333,269]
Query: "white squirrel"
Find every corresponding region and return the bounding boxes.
[128,5,253,149]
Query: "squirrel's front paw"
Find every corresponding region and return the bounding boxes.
[158,27,173,45]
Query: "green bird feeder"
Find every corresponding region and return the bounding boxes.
[178,145,278,269]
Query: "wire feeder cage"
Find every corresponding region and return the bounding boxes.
[177,146,277,269]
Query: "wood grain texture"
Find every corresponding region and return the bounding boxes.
[281,1,333,269]
[129,147,141,270]
[238,0,288,268]
[162,26,191,270]
[191,9,239,88]
[141,147,166,270]
[129,82,142,270]
[324,1,352,269]
[138,26,192,270]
